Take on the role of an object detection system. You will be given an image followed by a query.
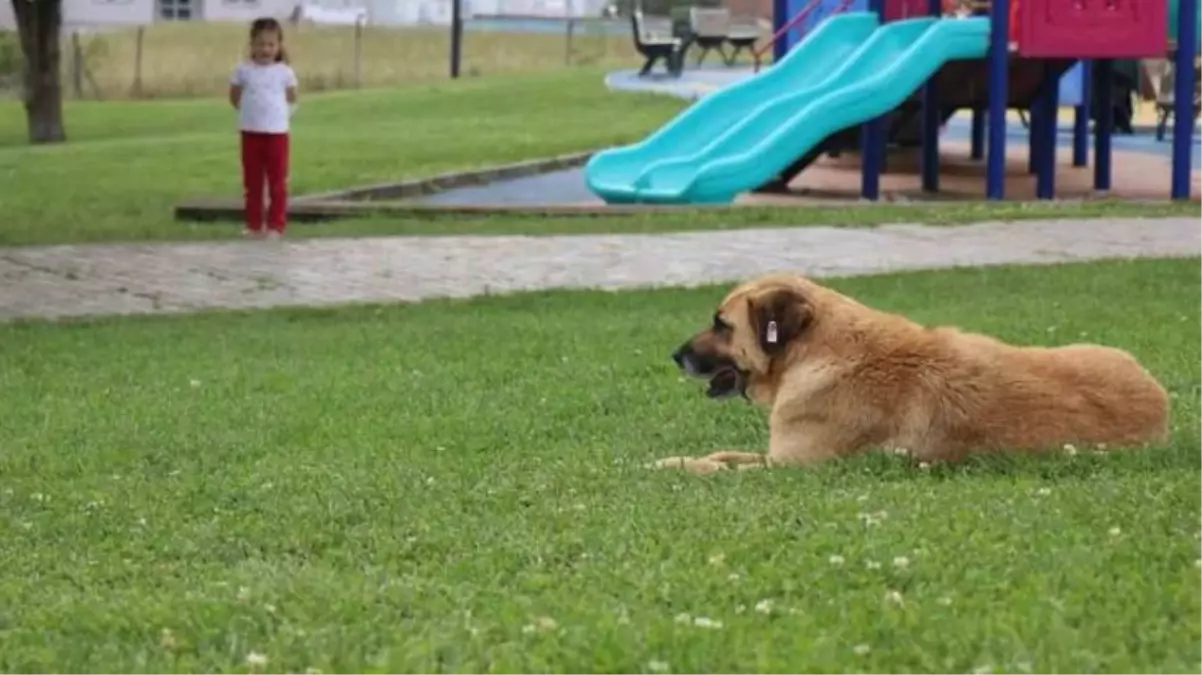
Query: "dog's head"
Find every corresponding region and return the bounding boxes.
[671,276,816,399]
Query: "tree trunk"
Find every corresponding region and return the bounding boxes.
[13,0,66,144]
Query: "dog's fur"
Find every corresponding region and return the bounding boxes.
[656,273,1170,474]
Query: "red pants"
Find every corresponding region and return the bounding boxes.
[240,131,290,232]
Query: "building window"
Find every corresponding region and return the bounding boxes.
[157,0,196,20]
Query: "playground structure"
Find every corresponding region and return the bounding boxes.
[586,0,1199,204]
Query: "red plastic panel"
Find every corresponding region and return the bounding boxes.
[1019,0,1168,57]
[883,0,933,21]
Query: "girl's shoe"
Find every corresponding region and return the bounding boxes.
[242,228,265,239]
[265,230,284,240]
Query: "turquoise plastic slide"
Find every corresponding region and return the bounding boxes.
[584,12,880,204]
[584,14,991,205]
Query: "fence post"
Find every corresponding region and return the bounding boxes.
[565,18,575,65]
[132,26,144,98]
[70,31,83,99]
[353,19,363,88]
[449,0,463,78]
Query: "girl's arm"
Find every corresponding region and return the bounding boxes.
[285,66,298,104]
[285,66,298,116]
[228,64,244,109]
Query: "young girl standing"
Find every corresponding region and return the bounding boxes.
[229,18,298,239]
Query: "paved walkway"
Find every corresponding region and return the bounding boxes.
[1,218,1197,322]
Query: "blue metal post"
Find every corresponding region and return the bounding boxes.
[861,121,883,200]
[773,0,791,63]
[861,0,886,200]
[1094,59,1113,191]
[1036,64,1059,199]
[970,108,986,159]
[920,0,942,192]
[1072,60,1091,167]
[986,0,1010,199]
[1027,102,1040,174]
[1171,0,1198,200]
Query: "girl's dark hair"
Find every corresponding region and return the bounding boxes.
[249,17,288,63]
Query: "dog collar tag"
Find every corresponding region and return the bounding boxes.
[766,320,779,344]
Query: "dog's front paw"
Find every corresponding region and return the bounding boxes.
[646,456,730,475]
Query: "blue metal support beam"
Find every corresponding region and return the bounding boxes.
[1036,64,1059,199]
[1028,102,1040,174]
[861,0,886,200]
[986,0,1010,199]
[773,0,791,63]
[970,108,986,159]
[1072,60,1091,167]
[1094,59,1113,192]
[920,0,942,192]
[1172,0,1198,199]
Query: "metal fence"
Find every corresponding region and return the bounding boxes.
[0,15,641,101]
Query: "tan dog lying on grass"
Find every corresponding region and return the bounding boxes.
[654,273,1170,475]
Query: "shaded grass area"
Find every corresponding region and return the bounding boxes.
[1,258,1198,672]
[0,72,684,246]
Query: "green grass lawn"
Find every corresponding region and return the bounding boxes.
[3,69,1198,248]
[1,258,1198,673]
[0,71,684,246]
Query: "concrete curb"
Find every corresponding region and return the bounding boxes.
[178,151,600,222]
[293,151,596,203]
[173,199,821,224]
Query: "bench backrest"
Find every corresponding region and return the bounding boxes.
[689,7,731,39]
[633,10,676,43]
[727,15,761,40]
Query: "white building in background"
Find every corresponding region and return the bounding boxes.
[463,0,611,17]
[0,0,609,31]
[365,0,445,26]
[366,0,610,25]
[0,0,367,31]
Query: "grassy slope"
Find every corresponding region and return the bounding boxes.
[1,258,1198,673]
[0,71,683,245]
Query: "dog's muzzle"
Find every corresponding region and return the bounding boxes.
[672,345,747,399]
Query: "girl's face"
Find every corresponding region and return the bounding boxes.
[250,30,281,64]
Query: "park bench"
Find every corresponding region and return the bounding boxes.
[1144,56,1202,141]
[726,16,762,65]
[684,7,763,67]
[689,7,732,65]
[632,10,687,77]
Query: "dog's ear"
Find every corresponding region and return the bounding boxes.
[748,288,812,355]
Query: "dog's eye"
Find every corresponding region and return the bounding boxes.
[712,314,730,333]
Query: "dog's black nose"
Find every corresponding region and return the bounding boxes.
[671,346,686,367]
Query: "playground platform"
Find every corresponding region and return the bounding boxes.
[411,139,1199,208]
[409,71,1199,208]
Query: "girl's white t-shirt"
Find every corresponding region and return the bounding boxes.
[230,61,297,134]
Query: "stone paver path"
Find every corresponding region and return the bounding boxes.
[1,218,1197,321]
